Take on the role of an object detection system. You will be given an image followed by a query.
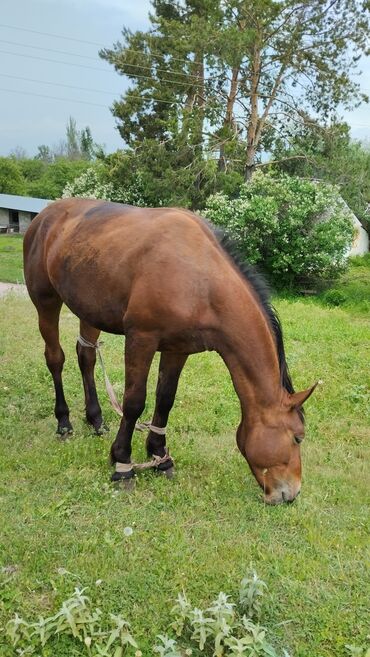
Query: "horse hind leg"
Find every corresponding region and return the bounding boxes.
[76,320,106,435]
[37,298,73,436]
[146,352,188,477]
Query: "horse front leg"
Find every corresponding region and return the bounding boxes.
[110,332,158,482]
[76,321,106,435]
[146,352,188,476]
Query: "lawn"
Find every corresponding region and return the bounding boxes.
[0,235,369,655]
[0,235,24,284]
[0,283,369,655]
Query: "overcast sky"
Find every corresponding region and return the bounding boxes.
[0,0,369,158]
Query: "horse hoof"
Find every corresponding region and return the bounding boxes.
[162,466,175,479]
[56,424,73,438]
[111,471,136,492]
[155,457,174,475]
[95,422,109,436]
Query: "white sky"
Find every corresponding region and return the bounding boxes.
[0,0,369,157]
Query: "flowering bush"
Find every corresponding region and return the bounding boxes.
[204,171,354,287]
[62,164,146,206]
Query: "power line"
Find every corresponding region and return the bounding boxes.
[0,39,206,81]
[0,46,219,87]
[0,67,205,96]
[0,49,115,73]
[0,39,101,61]
[0,72,118,96]
[0,87,109,108]
[0,22,205,68]
[0,86,191,108]
[0,22,105,47]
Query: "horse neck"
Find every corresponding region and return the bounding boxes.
[215,283,282,423]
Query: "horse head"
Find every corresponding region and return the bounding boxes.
[237,384,317,504]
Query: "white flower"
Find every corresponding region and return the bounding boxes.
[84,636,92,647]
[57,567,68,576]
[123,526,133,537]
[95,579,103,586]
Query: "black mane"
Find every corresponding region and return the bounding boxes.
[214,229,296,397]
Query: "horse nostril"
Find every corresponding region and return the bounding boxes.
[282,490,296,504]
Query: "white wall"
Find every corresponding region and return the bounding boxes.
[0,208,9,226]
[349,216,369,256]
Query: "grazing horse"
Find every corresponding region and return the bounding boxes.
[23,198,316,504]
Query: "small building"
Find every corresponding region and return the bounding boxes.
[0,194,51,234]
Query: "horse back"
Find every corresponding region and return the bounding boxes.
[23,199,232,339]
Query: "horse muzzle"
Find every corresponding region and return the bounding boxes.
[263,483,301,505]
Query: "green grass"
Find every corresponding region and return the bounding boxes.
[0,235,24,283]
[0,295,369,656]
[319,254,370,314]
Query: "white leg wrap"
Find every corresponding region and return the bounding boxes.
[115,462,134,473]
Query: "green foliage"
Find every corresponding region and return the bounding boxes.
[6,586,137,656]
[273,121,370,228]
[5,574,292,656]
[318,254,370,313]
[0,156,93,200]
[239,573,267,619]
[0,157,26,195]
[62,162,146,206]
[204,171,354,287]
[100,0,369,191]
[27,158,93,199]
[322,289,347,307]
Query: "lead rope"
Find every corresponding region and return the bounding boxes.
[77,335,124,417]
[77,335,172,472]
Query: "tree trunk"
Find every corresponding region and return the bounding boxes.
[218,66,239,172]
[245,46,261,181]
[193,56,205,154]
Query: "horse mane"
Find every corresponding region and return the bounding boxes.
[213,228,299,402]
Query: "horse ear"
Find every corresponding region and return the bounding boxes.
[287,382,319,409]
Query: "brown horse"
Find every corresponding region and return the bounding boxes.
[23,198,316,504]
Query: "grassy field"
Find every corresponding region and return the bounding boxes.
[0,280,369,655]
[0,235,369,654]
[0,235,24,283]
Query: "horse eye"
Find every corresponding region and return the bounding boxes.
[294,435,304,445]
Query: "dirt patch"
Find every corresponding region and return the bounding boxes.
[0,282,28,298]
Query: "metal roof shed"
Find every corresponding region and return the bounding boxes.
[0,194,52,233]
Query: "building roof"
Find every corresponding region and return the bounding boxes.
[0,194,52,213]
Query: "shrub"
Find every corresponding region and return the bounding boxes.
[62,163,146,206]
[323,289,347,306]
[203,171,354,288]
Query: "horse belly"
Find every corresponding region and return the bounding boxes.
[48,254,130,334]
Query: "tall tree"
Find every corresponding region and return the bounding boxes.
[66,116,81,160]
[225,0,370,179]
[80,126,95,160]
[101,0,369,200]
[35,145,54,164]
